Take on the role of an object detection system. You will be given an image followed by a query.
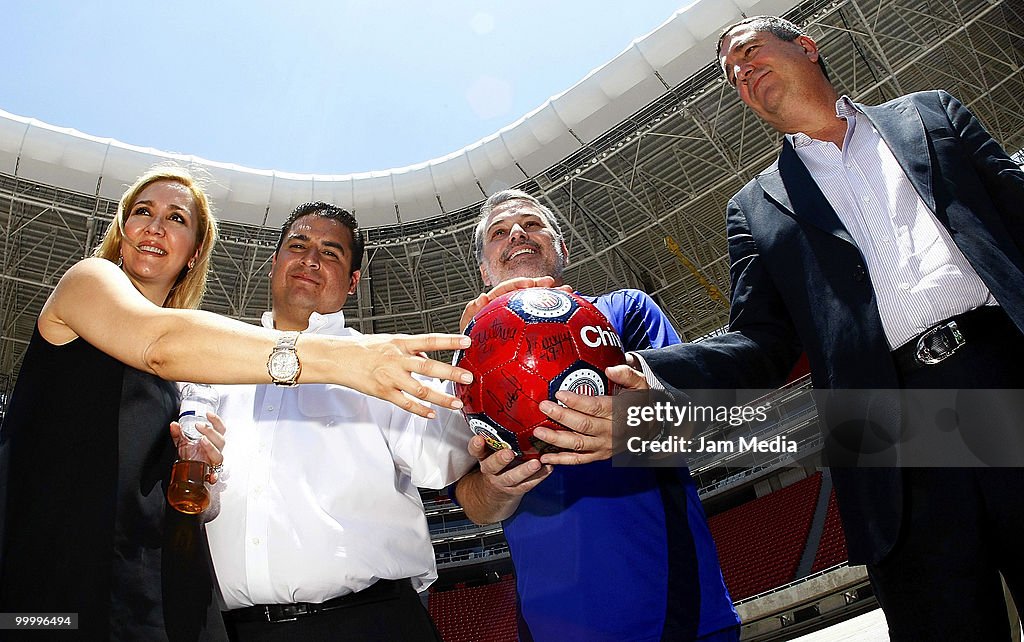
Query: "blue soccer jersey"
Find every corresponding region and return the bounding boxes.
[502,289,738,641]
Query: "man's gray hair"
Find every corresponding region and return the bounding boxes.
[716,15,830,82]
[472,189,565,264]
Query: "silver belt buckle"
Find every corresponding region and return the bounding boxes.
[914,320,965,365]
[265,604,305,623]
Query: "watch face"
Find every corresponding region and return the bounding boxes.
[269,350,299,381]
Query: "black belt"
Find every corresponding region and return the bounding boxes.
[224,579,405,624]
[892,306,1010,372]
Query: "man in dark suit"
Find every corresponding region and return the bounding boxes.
[637,15,1024,640]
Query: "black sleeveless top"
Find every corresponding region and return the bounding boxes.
[0,327,226,641]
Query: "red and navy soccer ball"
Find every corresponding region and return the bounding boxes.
[454,288,626,460]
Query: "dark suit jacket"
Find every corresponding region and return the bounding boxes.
[640,90,1024,564]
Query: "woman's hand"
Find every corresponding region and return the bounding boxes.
[337,333,475,419]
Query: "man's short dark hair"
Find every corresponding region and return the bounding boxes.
[275,201,365,271]
[716,15,830,83]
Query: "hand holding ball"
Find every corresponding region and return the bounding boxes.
[454,288,625,459]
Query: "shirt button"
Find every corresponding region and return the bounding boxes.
[266,406,275,412]
[899,283,911,290]
[862,195,871,203]
[252,537,260,546]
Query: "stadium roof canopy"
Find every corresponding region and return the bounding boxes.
[0,0,795,230]
[2,0,1023,392]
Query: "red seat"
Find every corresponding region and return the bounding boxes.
[811,490,849,572]
[428,574,518,642]
[707,473,823,600]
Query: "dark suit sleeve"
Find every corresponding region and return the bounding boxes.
[937,90,1024,249]
[638,198,801,391]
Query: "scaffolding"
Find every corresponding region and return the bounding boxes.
[2,0,1023,402]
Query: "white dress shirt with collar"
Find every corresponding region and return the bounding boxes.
[787,96,995,350]
[206,309,475,609]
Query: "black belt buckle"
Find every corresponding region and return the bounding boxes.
[265,603,311,623]
[914,319,965,365]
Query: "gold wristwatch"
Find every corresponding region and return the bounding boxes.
[267,331,301,387]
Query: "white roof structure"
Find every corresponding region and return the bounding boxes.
[0,0,794,230]
[2,0,1023,394]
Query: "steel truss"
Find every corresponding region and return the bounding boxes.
[2,0,1023,406]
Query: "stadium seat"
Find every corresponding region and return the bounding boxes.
[810,489,849,572]
[428,574,518,642]
[707,473,823,599]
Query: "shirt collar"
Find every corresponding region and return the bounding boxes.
[787,95,861,148]
[260,309,348,334]
[834,95,860,118]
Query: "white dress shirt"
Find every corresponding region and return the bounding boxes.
[206,309,475,609]
[788,96,995,349]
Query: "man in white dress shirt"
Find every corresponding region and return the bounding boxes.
[207,202,476,641]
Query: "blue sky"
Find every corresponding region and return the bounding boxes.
[2,1,690,174]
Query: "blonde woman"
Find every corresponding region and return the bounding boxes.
[0,166,470,640]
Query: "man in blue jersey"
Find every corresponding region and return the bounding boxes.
[453,189,740,641]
